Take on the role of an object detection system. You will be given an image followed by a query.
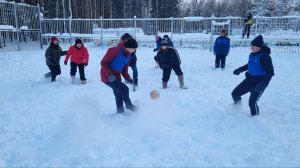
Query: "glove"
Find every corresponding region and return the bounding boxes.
[127,78,134,85]
[64,60,67,65]
[85,63,88,66]
[108,74,116,82]
[153,48,158,52]
[233,69,240,75]
[61,51,67,56]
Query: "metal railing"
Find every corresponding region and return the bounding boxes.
[39,15,300,52]
[0,1,41,51]
[1,0,299,53]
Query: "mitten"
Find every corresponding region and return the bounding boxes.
[108,74,116,82]
[233,69,240,75]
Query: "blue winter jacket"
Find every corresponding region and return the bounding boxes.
[213,36,230,56]
[154,37,162,52]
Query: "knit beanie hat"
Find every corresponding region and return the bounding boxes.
[121,33,133,41]
[161,39,168,46]
[124,38,138,48]
[251,35,264,47]
[75,39,83,45]
[163,35,169,39]
[50,36,58,43]
[221,29,226,34]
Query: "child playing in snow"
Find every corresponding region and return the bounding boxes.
[156,39,186,89]
[64,39,89,84]
[44,37,67,82]
[232,35,274,116]
[100,38,138,113]
[120,33,139,89]
[153,34,162,68]
[213,29,230,70]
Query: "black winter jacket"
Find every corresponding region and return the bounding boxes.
[45,43,66,66]
[157,47,181,69]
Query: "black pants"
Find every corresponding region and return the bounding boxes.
[70,62,86,81]
[215,55,226,68]
[105,80,133,113]
[162,64,183,82]
[243,24,251,38]
[47,65,61,82]
[232,79,265,116]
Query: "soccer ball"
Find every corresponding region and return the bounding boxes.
[150,90,160,100]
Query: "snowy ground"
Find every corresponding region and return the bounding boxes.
[0,47,300,167]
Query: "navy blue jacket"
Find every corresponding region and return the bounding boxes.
[129,52,137,66]
[157,47,181,69]
[154,37,162,52]
[213,36,230,56]
[164,36,174,48]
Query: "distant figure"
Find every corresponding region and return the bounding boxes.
[64,39,89,84]
[44,37,67,82]
[120,33,139,89]
[154,34,162,68]
[156,40,186,89]
[242,12,253,39]
[163,34,174,47]
[232,35,274,116]
[213,29,230,70]
[153,34,162,52]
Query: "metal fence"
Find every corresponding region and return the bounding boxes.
[1,0,299,53]
[0,1,41,51]
[39,15,300,53]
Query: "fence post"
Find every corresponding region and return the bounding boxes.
[68,16,72,44]
[210,14,214,52]
[171,17,174,40]
[255,15,258,36]
[228,15,231,36]
[100,16,103,49]
[37,4,43,49]
[134,15,137,39]
[13,2,20,51]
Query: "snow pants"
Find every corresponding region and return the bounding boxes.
[105,80,133,113]
[70,62,86,81]
[162,63,183,82]
[231,78,265,116]
[215,55,226,69]
[47,65,61,82]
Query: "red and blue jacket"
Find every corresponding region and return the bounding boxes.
[100,43,131,82]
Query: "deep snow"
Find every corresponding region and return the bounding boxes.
[0,46,300,167]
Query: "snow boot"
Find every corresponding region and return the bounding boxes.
[178,75,187,89]
[71,76,75,84]
[162,81,168,89]
[117,107,125,113]
[81,80,86,84]
[44,72,52,78]
[126,104,138,112]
